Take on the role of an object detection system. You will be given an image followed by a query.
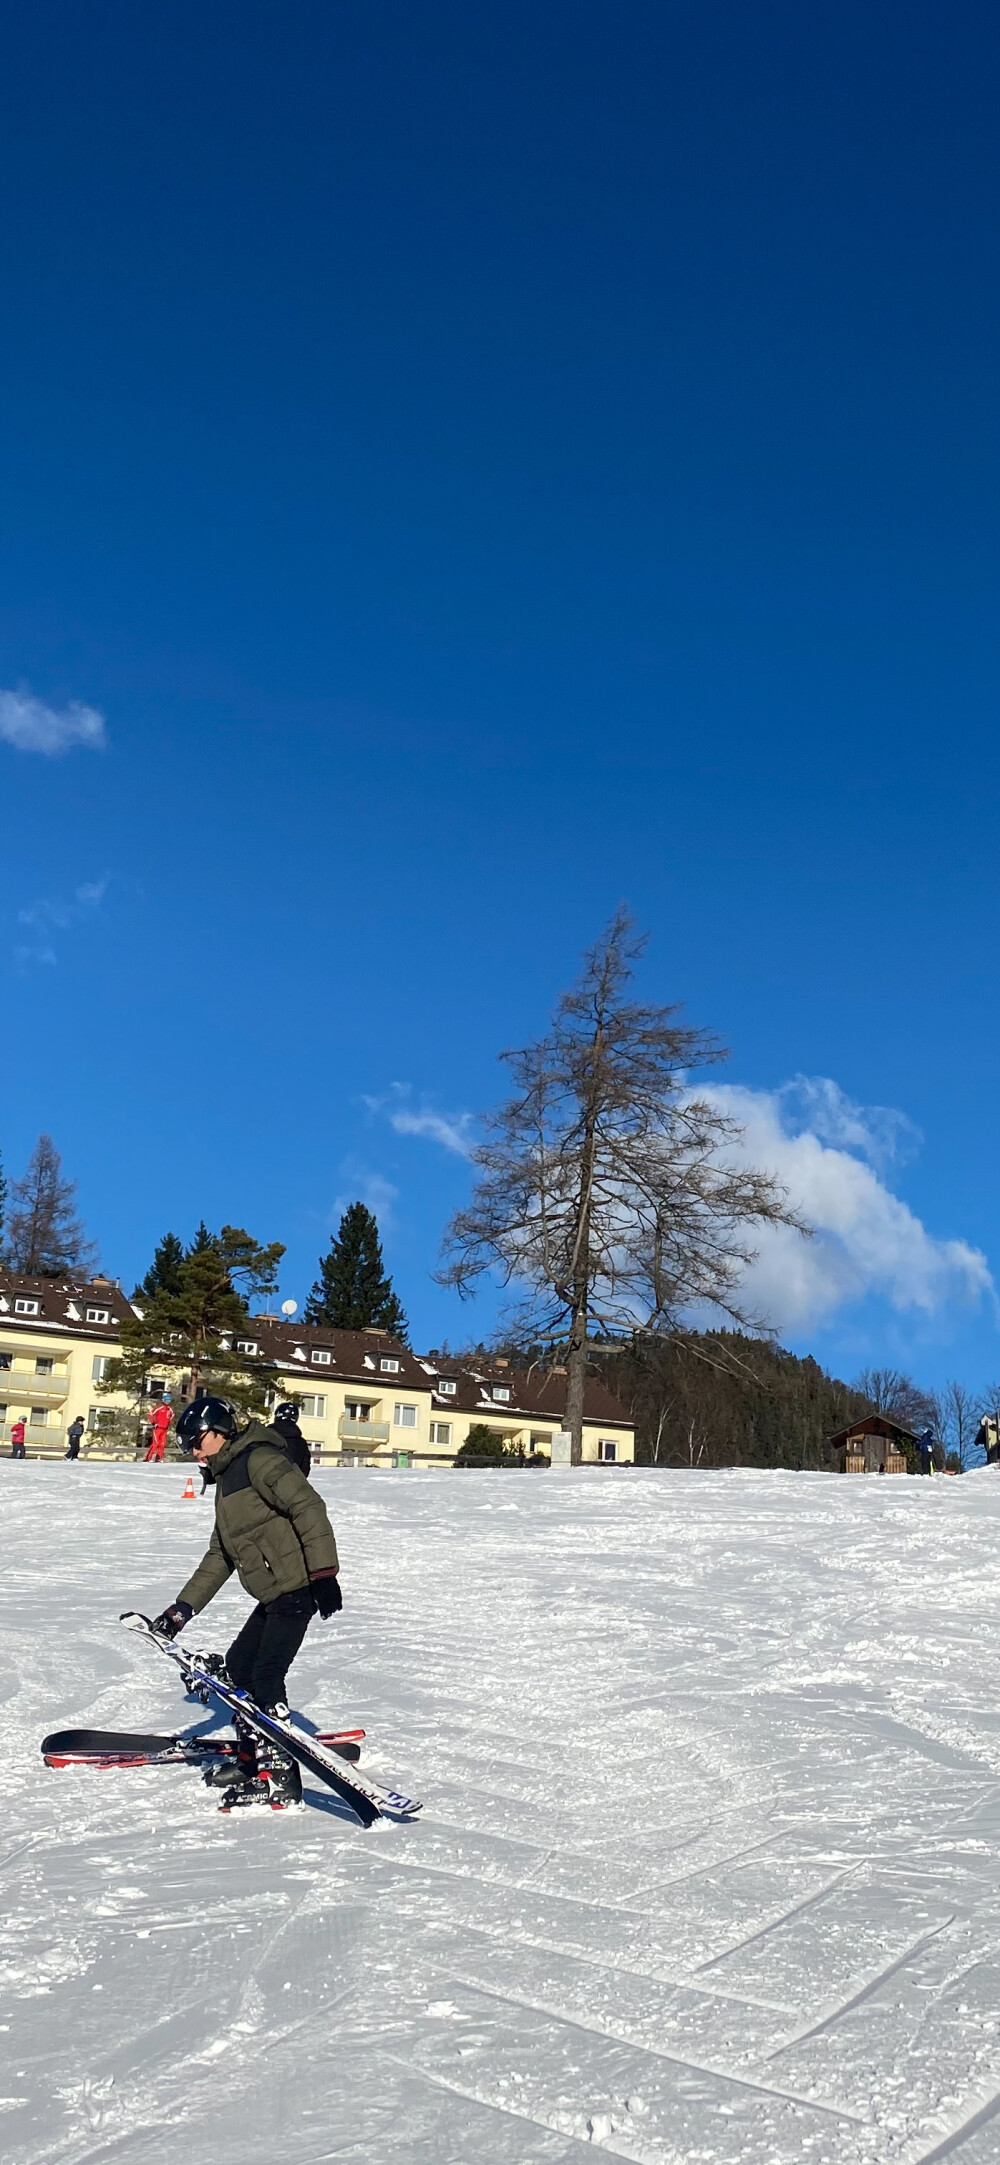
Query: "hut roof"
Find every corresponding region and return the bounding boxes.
[828,1413,918,1448]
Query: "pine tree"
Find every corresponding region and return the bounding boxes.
[135,1232,185,1301]
[4,1134,97,1277]
[187,1221,219,1256]
[105,1225,285,1420]
[305,1203,409,1339]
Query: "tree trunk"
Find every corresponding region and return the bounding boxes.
[565,1043,600,1464]
[565,1309,588,1466]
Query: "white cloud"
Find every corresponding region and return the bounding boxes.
[330,1161,400,1233]
[774,1074,922,1175]
[702,1078,993,1335]
[363,1085,474,1157]
[14,879,108,967]
[389,1107,475,1155]
[0,686,107,755]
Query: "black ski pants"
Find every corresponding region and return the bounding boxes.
[226,1587,314,1708]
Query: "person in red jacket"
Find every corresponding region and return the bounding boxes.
[10,1416,26,1459]
[145,1401,173,1462]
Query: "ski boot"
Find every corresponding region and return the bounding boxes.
[211,1711,303,1811]
[256,1709,303,1809]
[204,1714,258,1794]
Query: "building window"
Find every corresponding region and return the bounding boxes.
[0,1354,9,1370]
[35,1357,54,1375]
[344,1400,373,1422]
[492,1386,510,1402]
[298,1394,327,1420]
[310,1350,332,1366]
[236,1340,259,1356]
[379,1357,400,1373]
[430,1421,451,1447]
[145,1376,166,1398]
[437,1379,456,1396]
[29,1406,48,1428]
[86,1306,111,1325]
[598,1439,618,1463]
[394,1402,417,1429]
[87,1406,113,1431]
[14,1299,40,1316]
[92,1355,108,1384]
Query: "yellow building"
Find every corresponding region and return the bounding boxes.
[0,1273,635,1466]
[0,1272,135,1453]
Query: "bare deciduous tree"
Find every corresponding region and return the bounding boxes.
[852,1366,938,1434]
[940,1379,982,1469]
[4,1133,97,1277]
[438,910,806,1461]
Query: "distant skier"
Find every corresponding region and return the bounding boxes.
[918,1429,934,1476]
[150,1395,342,1806]
[65,1415,85,1460]
[145,1400,173,1462]
[271,1400,312,1476]
[978,1415,1000,1465]
[10,1415,26,1460]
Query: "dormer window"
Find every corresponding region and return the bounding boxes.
[311,1349,332,1366]
[236,1339,259,1356]
[379,1357,399,1373]
[86,1307,111,1325]
[492,1386,511,1402]
[14,1299,40,1317]
[437,1379,457,1396]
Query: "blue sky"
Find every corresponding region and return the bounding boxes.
[2,1,999,1391]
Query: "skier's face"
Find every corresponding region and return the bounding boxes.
[195,1428,228,1462]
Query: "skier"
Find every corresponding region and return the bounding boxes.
[271,1399,312,1475]
[918,1428,934,1477]
[10,1415,26,1459]
[145,1400,173,1462]
[150,1395,342,1807]
[65,1415,85,1460]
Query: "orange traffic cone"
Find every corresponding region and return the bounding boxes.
[182,1475,196,1501]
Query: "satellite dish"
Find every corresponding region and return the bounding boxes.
[281,1299,298,1317]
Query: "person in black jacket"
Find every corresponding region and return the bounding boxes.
[271,1401,312,1476]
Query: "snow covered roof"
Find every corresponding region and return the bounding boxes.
[428,1362,633,1429]
[0,1272,133,1342]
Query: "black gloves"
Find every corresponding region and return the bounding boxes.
[310,1572,343,1618]
[151,1601,194,1639]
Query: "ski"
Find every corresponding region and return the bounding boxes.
[41,1726,364,1769]
[120,1613,421,1825]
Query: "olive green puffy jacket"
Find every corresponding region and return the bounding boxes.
[177,1422,340,1613]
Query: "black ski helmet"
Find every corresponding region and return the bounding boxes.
[273,1400,302,1426]
[176,1395,240,1454]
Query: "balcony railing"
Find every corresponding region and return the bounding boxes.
[337,1418,390,1444]
[0,1371,70,1404]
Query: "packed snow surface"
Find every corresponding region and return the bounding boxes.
[5,1463,1000,2163]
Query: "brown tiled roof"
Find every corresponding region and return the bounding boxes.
[0,1272,134,1341]
[828,1413,918,1447]
[244,1316,429,1390]
[428,1360,632,1430]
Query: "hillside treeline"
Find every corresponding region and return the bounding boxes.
[588,1333,875,1471]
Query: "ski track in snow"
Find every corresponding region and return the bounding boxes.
[5,1465,1000,2161]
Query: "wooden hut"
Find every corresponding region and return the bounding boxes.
[829,1413,914,1475]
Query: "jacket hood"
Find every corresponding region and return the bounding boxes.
[204,1420,285,1482]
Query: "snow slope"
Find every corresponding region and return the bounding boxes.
[4,1461,1000,2163]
